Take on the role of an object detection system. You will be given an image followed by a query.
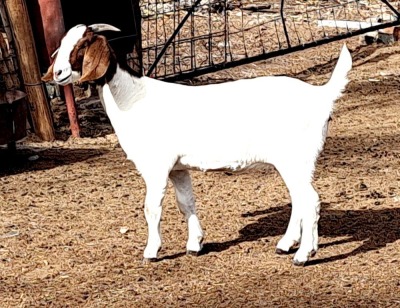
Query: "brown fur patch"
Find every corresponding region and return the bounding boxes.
[79,35,110,83]
[41,62,55,82]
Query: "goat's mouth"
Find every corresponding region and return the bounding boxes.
[55,74,72,86]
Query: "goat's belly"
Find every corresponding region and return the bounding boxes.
[175,156,268,173]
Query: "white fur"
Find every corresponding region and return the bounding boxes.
[50,25,352,265]
[53,24,87,85]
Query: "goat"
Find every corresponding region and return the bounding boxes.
[42,24,352,265]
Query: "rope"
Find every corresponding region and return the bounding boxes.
[24,82,44,86]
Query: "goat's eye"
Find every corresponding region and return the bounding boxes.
[70,48,85,70]
[77,49,85,58]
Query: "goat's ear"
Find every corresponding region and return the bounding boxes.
[79,35,110,83]
[42,62,54,82]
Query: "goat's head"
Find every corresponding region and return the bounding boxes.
[42,24,120,86]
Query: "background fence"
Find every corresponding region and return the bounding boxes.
[136,0,400,81]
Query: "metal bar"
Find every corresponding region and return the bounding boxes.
[280,0,291,48]
[154,0,159,77]
[380,0,400,18]
[208,1,212,65]
[306,8,315,43]
[173,0,177,74]
[241,3,248,58]
[146,0,202,76]
[224,0,228,62]
[162,0,168,77]
[191,2,195,70]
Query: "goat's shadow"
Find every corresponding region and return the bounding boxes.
[161,204,400,265]
[207,204,400,265]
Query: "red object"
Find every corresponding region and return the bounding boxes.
[32,0,80,137]
[37,0,65,62]
[62,85,80,137]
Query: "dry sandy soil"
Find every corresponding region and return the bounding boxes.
[1,37,400,306]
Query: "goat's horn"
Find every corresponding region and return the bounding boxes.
[51,47,59,58]
[89,24,121,33]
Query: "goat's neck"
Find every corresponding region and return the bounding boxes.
[99,64,145,112]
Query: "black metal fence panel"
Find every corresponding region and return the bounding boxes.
[138,0,400,81]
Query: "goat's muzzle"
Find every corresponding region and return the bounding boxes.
[54,67,73,85]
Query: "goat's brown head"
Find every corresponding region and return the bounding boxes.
[42,24,120,86]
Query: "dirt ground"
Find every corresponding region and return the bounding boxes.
[1,37,400,306]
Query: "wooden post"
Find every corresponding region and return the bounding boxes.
[31,0,80,138]
[4,0,55,141]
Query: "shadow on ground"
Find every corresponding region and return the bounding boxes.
[160,204,400,265]
[0,147,110,177]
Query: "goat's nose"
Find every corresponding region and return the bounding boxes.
[55,69,63,77]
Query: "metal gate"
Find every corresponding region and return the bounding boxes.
[139,0,400,81]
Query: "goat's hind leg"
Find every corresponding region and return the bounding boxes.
[169,170,204,255]
[293,185,320,265]
[275,164,320,265]
[275,199,302,255]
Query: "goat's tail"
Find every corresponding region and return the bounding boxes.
[325,44,352,100]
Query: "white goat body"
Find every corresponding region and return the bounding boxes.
[43,24,352,265]
[103,69,343,173]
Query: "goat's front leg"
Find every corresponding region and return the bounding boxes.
[142,175,169,261]
[169,170,203,255]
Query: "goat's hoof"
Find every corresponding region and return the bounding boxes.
[275,248,290,255]
[293,259,307,267]
[293,250,315,266]
[187,250,201,257]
